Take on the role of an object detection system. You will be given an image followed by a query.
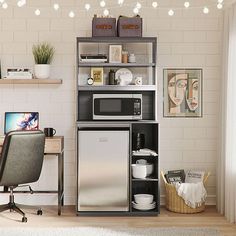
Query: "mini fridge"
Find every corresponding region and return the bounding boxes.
[77,129,129,212]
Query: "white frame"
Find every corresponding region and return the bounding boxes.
[109,45,122,63]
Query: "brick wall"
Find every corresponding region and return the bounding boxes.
[0,0,222,205]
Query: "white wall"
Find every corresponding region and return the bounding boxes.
[0,0,222,205]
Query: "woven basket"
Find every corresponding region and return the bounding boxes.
[161,171,210,214]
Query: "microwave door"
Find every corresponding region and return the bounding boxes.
[93,98,138,120]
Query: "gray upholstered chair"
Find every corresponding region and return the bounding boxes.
[0,130,45,222]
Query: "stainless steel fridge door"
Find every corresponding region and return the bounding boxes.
[78,130,129,212]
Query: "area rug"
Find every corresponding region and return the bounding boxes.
[0,227,220,236]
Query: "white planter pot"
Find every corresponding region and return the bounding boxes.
[34,64,50,79]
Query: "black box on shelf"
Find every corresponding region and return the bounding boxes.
[117,16,142,37]
[92,17,117,37]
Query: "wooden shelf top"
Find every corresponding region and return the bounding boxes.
[0,79,62,84]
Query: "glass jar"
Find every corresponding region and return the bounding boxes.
[122,51,128,63]
[128,53,136,63]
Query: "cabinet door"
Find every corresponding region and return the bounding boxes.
[78,130,129,212]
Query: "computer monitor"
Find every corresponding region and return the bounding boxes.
[4,112,39,134]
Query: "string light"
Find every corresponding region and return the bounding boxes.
[118,0,124,5]
[85,3,90,11]
[100,1,106,7]
[2,2,8,9]
[69,10,75,18]
[203,6,209,14]
[184,2,190,8]
[103,8,109,16]
[217,3,223,9]
[35,9,40,16]
[136,2,142,9]
[0,1,225,18]
[53,3,59,11]
[152,2,158,8]
[168,9,174,16]
[17,0,26,7]
[133,7,139,14]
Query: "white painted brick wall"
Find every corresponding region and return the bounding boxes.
[0,0,222,206]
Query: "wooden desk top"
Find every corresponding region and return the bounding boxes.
[0,136,64,154]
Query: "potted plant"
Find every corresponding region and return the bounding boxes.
[32,42,55,79]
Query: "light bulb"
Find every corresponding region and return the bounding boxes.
[53,3,59,10]
[133,7,139,14]
[2,2,8,9]
[136,2,141,9]
[218,0,223,3]
[69,11,75,18]
[184,1,190,8]
[118,0,124,5]
[168,9,174,16]
[17,1,23,7]
[152,2,158,8]
[35,9,41,16]
[85,3,90,11]
[0,0,4,3]
[100,1,106,7]
[203,7,209,14]
[217,3,223,9]
[103,8,109,16]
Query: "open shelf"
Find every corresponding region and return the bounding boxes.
[78,85,156,91]
[132,177,158,182]
[0,79,62,84]
[78,62,155,67]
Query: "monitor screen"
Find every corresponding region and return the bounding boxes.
[4,112,39,134]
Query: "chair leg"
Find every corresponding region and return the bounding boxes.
[0,204,11,213]
[12,204,25,217]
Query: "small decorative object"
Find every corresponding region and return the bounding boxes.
[135,76,142,85]
[128,53,136,63]
[108,69,116,85]
[122,51,128,63]
[6,68,32,79]
[163,68,202,117]
[117,15,142,37]
[115,68,133,85]
[109,45,122,63]
[87,77,94,85]
[32,42,55,79]
[91,67,104,85]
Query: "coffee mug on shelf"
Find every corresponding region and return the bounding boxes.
[44,127,56,137]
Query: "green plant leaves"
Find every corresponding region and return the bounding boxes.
[32,42,55,64]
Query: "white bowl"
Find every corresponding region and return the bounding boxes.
[146,164,154,176]
[134,194,154,205]
[132,164,147,179]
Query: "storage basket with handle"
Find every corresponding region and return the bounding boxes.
[161,171,210,214]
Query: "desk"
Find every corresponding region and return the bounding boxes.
[0,136,64,215]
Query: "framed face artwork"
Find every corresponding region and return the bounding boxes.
[163,69,202,117]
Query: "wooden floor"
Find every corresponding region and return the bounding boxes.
[0,206,235,236]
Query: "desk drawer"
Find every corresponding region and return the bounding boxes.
[44,138,63,154]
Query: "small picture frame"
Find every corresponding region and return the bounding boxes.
[109,45,122,63]
[91,67,104,85]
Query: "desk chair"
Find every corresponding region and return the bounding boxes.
[0,130,45,222]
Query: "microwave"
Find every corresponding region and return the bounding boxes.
[93,94,142,120]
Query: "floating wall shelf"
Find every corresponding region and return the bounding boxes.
[0,79,62,85]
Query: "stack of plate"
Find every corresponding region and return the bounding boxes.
[132,194,156,211]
